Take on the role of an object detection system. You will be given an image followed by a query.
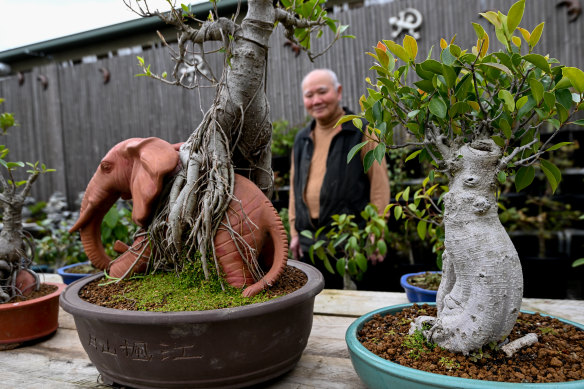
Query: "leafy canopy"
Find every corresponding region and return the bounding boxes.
[342,0,584,194]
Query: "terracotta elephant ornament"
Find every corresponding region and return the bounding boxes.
[70,137,288,297]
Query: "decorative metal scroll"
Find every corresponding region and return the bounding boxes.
[388,8,423,40]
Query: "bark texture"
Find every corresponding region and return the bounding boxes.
[417,139,523,355]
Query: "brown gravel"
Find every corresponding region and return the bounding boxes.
[2,284,58,303]
[80,265,307,310]
[358,304,584,384]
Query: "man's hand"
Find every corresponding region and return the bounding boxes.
[367,233,385,265]
[290,235,303,260]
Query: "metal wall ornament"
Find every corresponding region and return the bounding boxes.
[388,8,423,40]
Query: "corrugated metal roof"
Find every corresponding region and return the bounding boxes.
[0,0,244,65]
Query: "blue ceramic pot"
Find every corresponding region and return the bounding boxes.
[346,303,584,389]
[57,261,94,285]
[400,271,440,302]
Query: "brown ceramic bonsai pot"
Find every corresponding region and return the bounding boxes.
[0,282,66,348]
[60,260,324,388]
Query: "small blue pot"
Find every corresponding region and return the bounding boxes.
[346,303,584,389]
[400,271,440,303]
[57,261,95,285]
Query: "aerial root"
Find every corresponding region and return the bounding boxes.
[501,333,538,357]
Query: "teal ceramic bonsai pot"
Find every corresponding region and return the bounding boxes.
[345,303,584,389]
[400,271,440,303]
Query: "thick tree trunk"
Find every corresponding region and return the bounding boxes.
[423,141,523,355]
[214,0,275,193]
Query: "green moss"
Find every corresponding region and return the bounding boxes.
[108,259,279,312]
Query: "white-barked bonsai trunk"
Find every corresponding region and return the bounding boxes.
[413,138,523,355]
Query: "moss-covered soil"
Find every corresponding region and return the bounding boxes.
[79,264,307,311]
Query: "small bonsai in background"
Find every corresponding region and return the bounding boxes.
[0,99,54,302]
[303,204,389,289]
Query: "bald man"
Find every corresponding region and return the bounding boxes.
[288,69,390,289]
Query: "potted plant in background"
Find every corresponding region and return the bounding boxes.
[388,174,446,302]
[343,0,584,386]
[0,99,64,349]
[58,0,349,386]
[303,203,390,290]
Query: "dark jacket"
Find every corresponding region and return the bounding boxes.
[293,109,370,250]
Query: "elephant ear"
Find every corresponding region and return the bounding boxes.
[125,137,180,227]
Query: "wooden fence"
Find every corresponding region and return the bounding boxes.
[0,0,582,205]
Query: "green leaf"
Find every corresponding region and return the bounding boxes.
[417,220,427,240]
[479,62,512,75]
[383,40,410,63]
[540,159,562,193]
[355,253,368,272]
[420,59,443,74]
[498,89,515,112]
[373,143,385,164]
[543,91,556,110]
[529,22,544,48]
[449,101,471,117]
[500,119,512,139]
[5,161,25,169]
[556,88,574,110]
[491,135,506,147]
[573,119,584,127]
[523,54,551,74]
[497,171,507,184]
[336,258,346,276]
[440,47,456,66]
[516,95,529,110]
[515,166,535,192]
[528,78,544,104]
[347,141,369,163]
[403,35,418,61]
[405,149,422,162]
[377,240,387,256]
[414,80,435,93]
[300,230,313,239]
[181,3,190,13]
[472,22,486,38]
[442,65,457,89]
[573,258,584,267]
[363,149,376,173]
[429,96,447,119]
[562,67,584,93]
[546,141,573,151]
[507,0,525,33]
[394,205,403,220]
[103,207,120,229]
[323,257,335,274]
[336,114,361,127]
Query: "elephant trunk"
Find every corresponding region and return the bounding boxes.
[69,184,119,270]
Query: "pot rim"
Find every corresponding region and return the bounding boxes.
[60,259,324,324]
[346,303,584,388]
[57,261,93,275]
[0,282,66,310]
[400,271,441,295]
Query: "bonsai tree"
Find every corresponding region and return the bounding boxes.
[345,0,584,355]
[0,99,54,302]
[69,0,351,288]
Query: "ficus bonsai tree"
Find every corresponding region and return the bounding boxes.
[81,0,352,286]
[344,0,584,355]
[0,98,54,302]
